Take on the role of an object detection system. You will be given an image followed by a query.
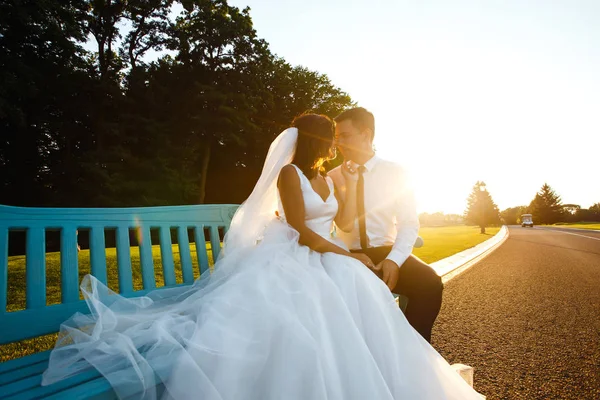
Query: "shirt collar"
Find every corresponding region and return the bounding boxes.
[357,154,379,172]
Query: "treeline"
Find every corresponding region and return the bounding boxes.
[0,0,353,208]
[501,183,600,225]
[441,181,598,230]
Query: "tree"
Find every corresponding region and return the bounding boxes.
[206,60,353,204]
[120,0,173,71]
[562,204,581,214]
[561,204,581,223]
[576,203,600,222]
[500,206,527,225]
[159,0,274,203]
[418,212,463,227]
[527,183,564,224]
[0,0,91,206]
[419,212,445,227]
[0,0,354,208]
[464,181,501,233]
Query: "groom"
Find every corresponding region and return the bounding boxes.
[329,107,443,343]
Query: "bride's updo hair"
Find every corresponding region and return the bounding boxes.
[290,113,335,180]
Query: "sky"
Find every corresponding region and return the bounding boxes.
[224,0,600,214]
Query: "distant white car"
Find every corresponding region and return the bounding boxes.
[521,214,534,228]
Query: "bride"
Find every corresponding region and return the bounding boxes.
[42,114,483,399]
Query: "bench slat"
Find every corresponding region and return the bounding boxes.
[42,376,116,400]
[0,350,51,374]
[159,226,176,286]
[0,359,48,386]
[26,227,46,309]
[178,226,194,284]
[45,369,168,400]
[2,367,106,399]
[138,225,156,290]
[210,225,221,262]
[115,225,133,295]
[0,226,7,312]
[1,372,44,397]
[0,302,88,344]
[60,226,79,303]
[0,204,236,224]
[0,281,186,345]
[90,226,108,285]
[2,364,165,400]
[194,226,210,275]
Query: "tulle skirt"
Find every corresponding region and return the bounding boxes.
[42,220,482,399]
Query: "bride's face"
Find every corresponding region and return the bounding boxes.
[334,120,372,161]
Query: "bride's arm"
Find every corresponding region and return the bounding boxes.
[278,165,362,259]
[333,164,358,232]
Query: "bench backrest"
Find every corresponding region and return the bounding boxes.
[0,204,238,344]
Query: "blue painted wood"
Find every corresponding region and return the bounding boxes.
[0,203,238,346]
[1,371,44,397]
[41,377,116,400]
[90,226,108,285]
[0,360,48,385]
[0,204,237,226]
[210,225,222,262]
[60,226,79,304]
[115,225,133,295]
[1,302,88,344]
[194,225,210,275]
[0,203,400,397]
[26,227,46,309]
[0,359,165,400]
[138,225,156,290]
[159,226,176,286]
[0,351,51,374]
[177,226,194,284]
[393,294,409,313]
[2,366,105,399]
[43,380,117,400]
[0,283,193,344]
[0,226,7,313]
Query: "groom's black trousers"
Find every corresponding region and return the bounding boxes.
[350,246,443,343]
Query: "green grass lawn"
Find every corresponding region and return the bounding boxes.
[413,225,501,264]
[1,225,500,362]
[551,222,600,230]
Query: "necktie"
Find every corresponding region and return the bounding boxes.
[357,165,369,250]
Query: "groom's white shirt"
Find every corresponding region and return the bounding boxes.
[329,155,419,268]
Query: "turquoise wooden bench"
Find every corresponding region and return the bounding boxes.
[0,203,415,399]
[0,204,238,399]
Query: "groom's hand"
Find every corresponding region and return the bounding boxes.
[377,259,400,291]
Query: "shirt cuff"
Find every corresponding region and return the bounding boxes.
[386,248,411,269]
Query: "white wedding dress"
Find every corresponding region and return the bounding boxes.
[43,133,483,399]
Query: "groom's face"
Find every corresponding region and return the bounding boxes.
[335,119,371,161]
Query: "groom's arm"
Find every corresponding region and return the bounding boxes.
[385,167,420,268]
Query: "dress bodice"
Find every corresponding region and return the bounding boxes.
[277,165,338,243]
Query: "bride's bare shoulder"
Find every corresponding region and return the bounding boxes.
[278,164,301,185]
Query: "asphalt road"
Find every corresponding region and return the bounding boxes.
[432,226,600,400]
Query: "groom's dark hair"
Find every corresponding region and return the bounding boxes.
[334,107,375,141]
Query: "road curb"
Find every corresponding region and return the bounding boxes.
[431,226,509,284]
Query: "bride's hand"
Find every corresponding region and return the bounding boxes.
[350,253,375,270]
[341,161,359,183]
